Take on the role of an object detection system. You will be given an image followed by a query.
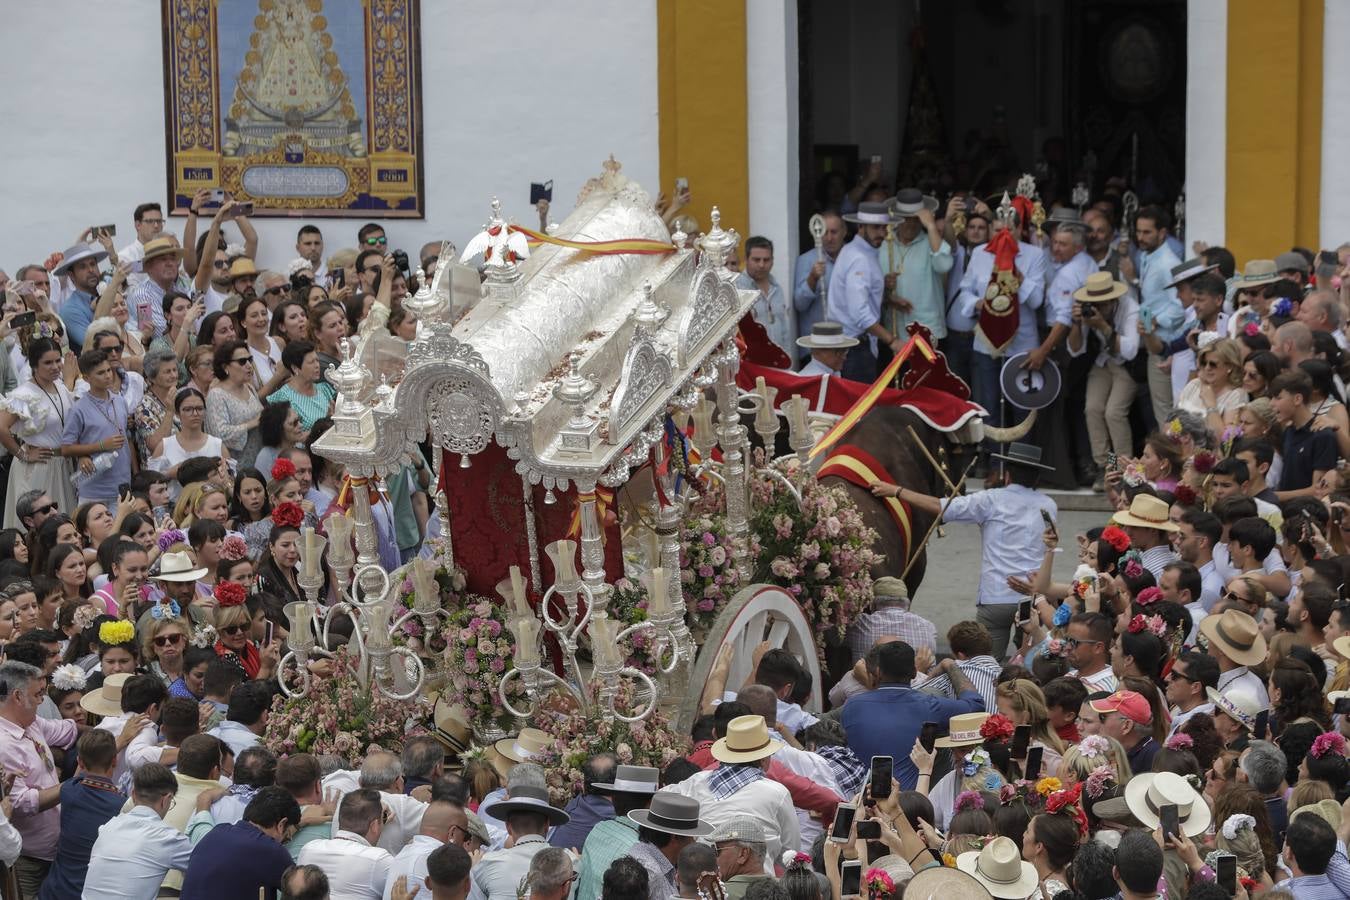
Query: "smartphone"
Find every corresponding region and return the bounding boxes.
[869,756,893,801]
[264,620,274,647]
[855,819,881,840]
[1011,724,1031,759]
[1335,697,1350,716]
[529,180,553,205]
[91,224,116,238]
[1159,802,1180,842]
[1040,508,1056,532]
[333,268,345,289]
[9,312,35,329]
[117,482,131,499]
[840,860,862,896]
[1140,307,1155,331]
[829,803,857,843]
[920,721,939,753]
[1024,745,1044,781]
[235,201,255,217]
[1255,710,1269,741]
[675,177,689,193]
[1216,853,1237,896]
[1106,450,1118,472]
[1017,599,1033,624]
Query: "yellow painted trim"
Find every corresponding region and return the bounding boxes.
[657,0,748,250]
[1226,0,1322,263]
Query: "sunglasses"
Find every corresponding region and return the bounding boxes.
[34,502,57,515]
[1166,669,1195,683]
[153,633,185,647]
[219,623,248,636]
[263,286,287,296]
[1201,360,1220,369]
[1064,638,1102,648]
[230,357,253,366]
[365,236,388,246]
[212,260,231,270]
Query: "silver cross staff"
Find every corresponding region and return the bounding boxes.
[808,213,829,319]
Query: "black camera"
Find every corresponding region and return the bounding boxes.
[392,249,410,274]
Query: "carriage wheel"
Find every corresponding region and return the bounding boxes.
[675,584,824,735]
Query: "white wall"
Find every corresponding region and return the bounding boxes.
[1185,0,1227,248]
[0,0,660,274]
[746,0,800,306]
[1322,2,1350,247]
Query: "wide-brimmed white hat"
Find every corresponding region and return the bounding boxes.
[711,715,781,764]
[957,836,1039,899]
[934,712,989,749]
[1111,495,1179,533]
[1122,771,1212,837]
[80,673,131,718]
[154,551,208,583]
[1073,272,1128,304]
[1206,687,1263,731]
[479,784,570,826]
[494,727,552,763]
[796,321,859,351]
[52,244,109,278]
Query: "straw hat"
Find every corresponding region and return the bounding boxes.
[142,237,185,264]
[630,794,713,837]
[154,551,208,583]
[1236,259,1279,290]
[956,836,1039,899]
[711,715,781,764]
[904,864,996,900]
[80,673,131,718]
[1122,771,1212,837]
[1206,687,1263,731]
[228,258,259,279]
[1073,272,1128,304]
[934,712,989,749]
[1291,798,1343,833]
[494,727,552,763]
[1111,495,1179,533]
[1198,609,1267,667]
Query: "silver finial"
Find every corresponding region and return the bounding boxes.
[633,279,668,330]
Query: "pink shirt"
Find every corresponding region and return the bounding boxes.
[91,587,118,617]
[0,714,77,859]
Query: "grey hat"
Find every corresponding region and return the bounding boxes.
[1275,251,1311,274]
[463,809,491,844]
[629,793,713,837]
[890,188,940,218]
[1166,257,1220,288]
[52,244,109,278]
[591,765,659,795]
[843,201,902,226]
[990,441,1055,472]
[796,321,860,351]
[707,816,767,844]
[480,784,570,826]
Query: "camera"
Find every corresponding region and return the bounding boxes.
[392,249,410,274]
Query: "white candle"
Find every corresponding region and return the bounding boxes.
[514,617,540,666]
[302,527,318,578]
[590,618,615,668]
[646,567,669,618]
[509,566,529,618]
[645,528,661,569]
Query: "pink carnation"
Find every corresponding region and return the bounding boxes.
[1311,732,1347,760]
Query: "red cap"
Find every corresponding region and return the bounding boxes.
[1089,690,1151,726]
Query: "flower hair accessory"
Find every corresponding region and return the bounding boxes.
[1128,613,1167,637]
[1310,732,1347,760]
[219,535,248,562]
[1135,586,1163,607]
[1053,602,1073,627]
[157,528,187,552]
[50,664,86,692]
[1165,732,1195,751]
[150,599,182,620]
[1045,783,1090,838]
[864,868,896,895]
[1174,483,1198,507]
[189,624,218,648]
[1193,451,1217,474]
[1078,735,1110,760]
[1083,764,1115,799]
[1044,637,1070,658]
[955,790,984,813]
[214,581,247,608]
[271,458,296,482]
[1035,777,1062,796]
[961,748,992,777]
[98,620,135,646]
[271,501,304,528]
[781,850,811,868]
[1221,813,1256,840]
[980,714,1015,743]
[72,604,101,633]
[1273,297,1293,318]
[1166,418,1183,437]
[1100,526,1131,553]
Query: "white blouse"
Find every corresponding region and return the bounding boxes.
[4,381,74,448]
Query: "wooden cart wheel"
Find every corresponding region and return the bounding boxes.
[676,584,823,735]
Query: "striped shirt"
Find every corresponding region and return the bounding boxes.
[576,818,639,900]
[846,605,938,662]
[915,655,1000,712]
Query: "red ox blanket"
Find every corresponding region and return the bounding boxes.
[816,444,914,563]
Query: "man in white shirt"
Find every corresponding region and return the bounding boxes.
[1200,609,1271,710]
[795,322,858,379]
[662,715,799,868]
[794,211,845,350]
[83,763,217,900]
[1159,561,1207,645]
[208,680,269,756]
[298,788,394,900]
[117,202,168,292]
[1165,651,1218,737]
[298,225,328,286]
[383,800,461,900]
[1067,612,1119,694]
[830,202,908,382]
[324,751,429,855]
[468,785,571,900]
[735,236,793,357]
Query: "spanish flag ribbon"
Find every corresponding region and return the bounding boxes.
[565,487,616,544]
[809,333,937,459]
[334,474,382,510]
[510,225,675,256]
[817,444,913,564]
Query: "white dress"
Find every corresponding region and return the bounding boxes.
[248,337,282,390]
[2,381,77,528]
[149,433,225,501]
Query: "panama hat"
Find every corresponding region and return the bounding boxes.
[843,201,902,226]
[141,237,185,264]
[934,712,989,749]
[494,727,552,763]
[711,715,781,764]
[154,550,209,583]
[228,258,259,279]
[956,836,1039,899]
[891,188,940,219]
[1206,687,1263,731]
[1291,798,1343,833]
[1073,272,1128,304]
[630,793,713,837]
[1111,495,1179,533]
[80,672,131,718]
[1166,258,1219,289]
[591,765,659,795]
[1122,771,1212,837]
[904,863,996,900]
[52,244,109,278]
[1198,609,1267,667]
[990,441,1055,472]
[796,321,859,351]
[479,784,570,826]
[1236,259,1279,290]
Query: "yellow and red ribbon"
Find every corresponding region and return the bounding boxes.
[565,487,616,545]
[510,224,675,256]
[810,333,937,459]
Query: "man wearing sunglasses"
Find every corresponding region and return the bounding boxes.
[358,222,387,250]
[1164,651,1218,738]
[1065,612,1117,693]
[14,490,56,534]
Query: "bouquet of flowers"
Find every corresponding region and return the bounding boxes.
[391,561,468,653]
[679,481,756,643]
[263,646,423,763]
[440,596,524,733]
[531,680,685,805]
[607,578,659,675]
[749,453,881,645]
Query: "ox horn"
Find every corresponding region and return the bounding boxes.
[983,409,1038,443]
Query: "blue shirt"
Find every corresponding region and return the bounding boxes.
[181,821,295,900]
[60,288,98,351]
[1138,243,1185,343]
[794,247,836,341]
[39,774,127,900]
[61,391,132,502]
[1046,251,1099,328]
[829,234,884,343]
[549,792,614,851]
[841,685,985,789]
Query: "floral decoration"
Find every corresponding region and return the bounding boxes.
[271,502,304,528]
[1100,526,1131,553]
[1121,550,1144,579]
[1044,783,1089,837]
[999,780,1045,811]
[749,452,881,647]
[98,620,135,646]
[271,458,296,481]
[440,595,524,732]
[1135,587,1162,607]
[1174,484,1198,507]
[1221,813,1256,840]
[264,646,422,763]
[1035,776,1062,796]
[1192,451,1217,474]
[531,679,685,805]
[1127,613,1167,637]
[864,868,895,896]
[1243,321,1261,337]
[219,535,249,562]
[72,605,100,632]
[961,747,993,778]
[1272,298,1293,318]
[389,562,467,653]
[189,624,218,648]
[1310,731,1347,760]
[954,790,985,813]
[1044,637,1070,659]
[150,599,181,620]
[1078,735,1110,759]
[606,578,659,675]
[1164,732,1195,751]
[214,580,247,608]
[980,714,1015,743]
[1053,602,1073,627]
[941,852,957,868]
[50,664,87,691]
[1083,764,1115,799]
[157,528,187,552]
[1166,418,1184,437]
[678,480,754,643]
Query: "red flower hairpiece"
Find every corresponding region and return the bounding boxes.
[1045,783,1089,837]
[1310,732,1347,760]
[271,501,304,528]
[1135,586,1163,607]
[1174,484,1197,507]
[980,714,1015,743]
[271,458,297,481]
[1193,451,1216,474]
[1100,526,1131,553]
[214,580,246,607]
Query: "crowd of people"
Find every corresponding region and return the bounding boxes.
[0,169,1347,900]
